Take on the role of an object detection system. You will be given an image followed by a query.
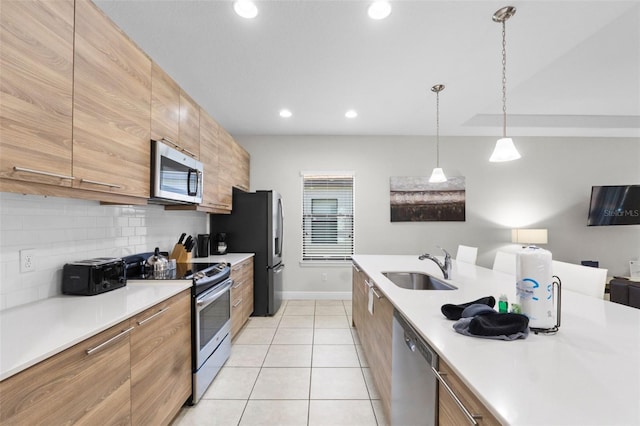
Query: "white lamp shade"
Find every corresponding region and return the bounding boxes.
[428,167,447,183]
[489,137,521,162]
[511,228,548,245]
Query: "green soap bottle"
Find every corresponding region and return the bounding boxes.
[498,294,508,313]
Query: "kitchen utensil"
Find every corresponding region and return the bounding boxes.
[212,233,227,255]
[147,247,169,272]
[184,235,193,250]
[196,234,210,258]
[178,233,187,245]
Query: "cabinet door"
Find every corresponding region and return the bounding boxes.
[231,139,250,192]
[230,258,253,338]
[230,266,246,338]
[151,62,180,143]
[130,290,192,425]
[178,90,200,159]
[368,288,393,419]
[438,359,501,426]
[242,258,255,319]
[72,0,151,198]
[217,127,234,210]
[0,0,74,187]
[351,263,366,330]
[199,109,229,212]
[0,321,132,425]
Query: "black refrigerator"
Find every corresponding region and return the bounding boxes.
[210,189,284,316]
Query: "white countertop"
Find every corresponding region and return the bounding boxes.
[0,281,191,381]
[191,253,254,266]
[353,255,640,426]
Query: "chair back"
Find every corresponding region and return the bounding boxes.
[456,245,478,265]
[492,251,516,275]
[552,260,607,299]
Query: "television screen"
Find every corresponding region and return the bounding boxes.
[587,185,640,226]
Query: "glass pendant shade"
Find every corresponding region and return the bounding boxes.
[429,167,447,183]
[489,137,521,162]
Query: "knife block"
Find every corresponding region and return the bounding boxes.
[170,244,192,263]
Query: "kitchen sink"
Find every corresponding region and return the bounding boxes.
[382,272,457,290]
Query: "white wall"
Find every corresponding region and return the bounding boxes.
[238,135,640,297]
[0,192,207,310]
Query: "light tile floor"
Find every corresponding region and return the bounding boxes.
[173,299,389,426]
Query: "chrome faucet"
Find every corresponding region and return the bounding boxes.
[418,247,452,279]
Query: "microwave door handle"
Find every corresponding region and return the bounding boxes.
[187,168,197,196]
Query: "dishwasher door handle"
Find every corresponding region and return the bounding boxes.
[404,334,417,352]
[431,367,482,426]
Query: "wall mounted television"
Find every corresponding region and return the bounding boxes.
[587,185,640,226]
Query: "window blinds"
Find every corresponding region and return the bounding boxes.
[302,174,354,261]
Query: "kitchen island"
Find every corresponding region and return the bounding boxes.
[353,254,640,426]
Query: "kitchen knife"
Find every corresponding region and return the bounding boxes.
[184,235,193,249]
[186,239,196,252]
[178,233,186,245]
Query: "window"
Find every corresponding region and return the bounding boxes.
[302,173,354,261]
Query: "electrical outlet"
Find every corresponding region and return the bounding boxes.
[20,249,36,273]
[321,273,328,282]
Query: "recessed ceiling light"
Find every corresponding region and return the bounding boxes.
[345,110,358,119]
[368,1,391,20]
[234,0,258,19]
[279,109,292,118]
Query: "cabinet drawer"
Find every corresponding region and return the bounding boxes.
[438,359,501,426]
[0,321,132,425]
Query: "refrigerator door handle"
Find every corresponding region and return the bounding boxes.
[274,264,285,273]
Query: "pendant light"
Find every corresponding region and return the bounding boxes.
[489,6,521,162]
[429,84,447,183]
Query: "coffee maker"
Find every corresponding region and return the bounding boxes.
[212,233,227,255]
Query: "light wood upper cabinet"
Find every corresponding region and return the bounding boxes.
[0,320,132,424]
[179,90,200,159]
[217,127,235,209]
[199,108,228,212]
[130,290,191,425]
[72,0,151,198]
[0,0,74,187]
[151,62,180,143]
[232,138,250,192]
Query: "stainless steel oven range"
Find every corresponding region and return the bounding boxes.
[191,265,232,403]
[123,254,232,404]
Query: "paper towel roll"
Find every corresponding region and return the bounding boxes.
[516,247,555,329]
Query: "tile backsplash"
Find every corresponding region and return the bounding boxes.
[0,192,207,311]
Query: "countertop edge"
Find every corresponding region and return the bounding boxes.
[0,282,191,381]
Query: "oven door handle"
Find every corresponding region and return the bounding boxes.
[196,280,233,309]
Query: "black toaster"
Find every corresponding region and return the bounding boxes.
[62,257,126,295]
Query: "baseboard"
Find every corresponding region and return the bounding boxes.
[282,291,352,301]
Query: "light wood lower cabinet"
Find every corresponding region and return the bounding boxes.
[0,289,192,425]
[130,290,191,425]
[0,320,133,425]
[438,359,501,426]
[351,262,393,420]
[230,257,255,338]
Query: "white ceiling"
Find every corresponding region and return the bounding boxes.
[94,0,640,138]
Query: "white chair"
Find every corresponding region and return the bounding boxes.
[492,251,516,275]
[552,260,608,299]
[456,245,478,265]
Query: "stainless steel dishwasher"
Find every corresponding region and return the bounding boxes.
[391,309,438,426]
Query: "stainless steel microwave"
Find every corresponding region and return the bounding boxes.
[150,139,203,204]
